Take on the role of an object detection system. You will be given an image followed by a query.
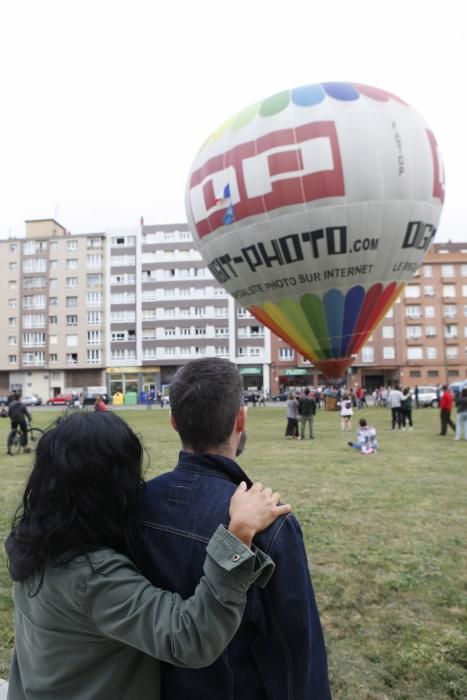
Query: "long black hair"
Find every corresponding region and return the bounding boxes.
[5,411,146,582]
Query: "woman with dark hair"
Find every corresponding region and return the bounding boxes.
[5,411,289,700]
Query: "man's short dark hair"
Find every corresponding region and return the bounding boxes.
[359,418,367,427]
[305,388,310,395]
[169,358,244,452]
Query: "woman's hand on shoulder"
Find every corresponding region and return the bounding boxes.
[228,482,291,547]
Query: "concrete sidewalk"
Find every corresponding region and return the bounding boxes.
[0,678,7,699]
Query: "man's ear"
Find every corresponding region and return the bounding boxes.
[169,411,179,433]
[236,405,247,433]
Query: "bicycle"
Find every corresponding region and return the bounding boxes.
[7,425,44,455]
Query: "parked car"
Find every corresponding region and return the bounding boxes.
[21,395,43,406]
[83,392,111,406]
[243,391,260,404]
[46,394,74,406]
[271,392,289,402]
[414,386,439,407]
[0,395,9,406]
[450,380,467,399]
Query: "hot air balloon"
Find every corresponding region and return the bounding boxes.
[185,82,445,378]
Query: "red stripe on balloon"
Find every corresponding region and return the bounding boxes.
[349,282,398,355]
[347,283,384,355]
[352,83,408,105]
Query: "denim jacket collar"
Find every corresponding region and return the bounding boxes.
[175,451,253,488]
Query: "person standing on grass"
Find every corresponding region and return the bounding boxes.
[142,358,331,700]
[388,385,403,430]
[400,387,413,430]
[338,392,353,432]
[298,387,316,440]
[285,390,300,438]
[439,385,456,436]
[454,387,467,441]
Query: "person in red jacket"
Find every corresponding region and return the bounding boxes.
[94,394,107,412]
[439,385,456,435]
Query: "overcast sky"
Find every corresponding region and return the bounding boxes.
[0,0,465,241]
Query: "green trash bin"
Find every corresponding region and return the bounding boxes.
[124,392,137,405]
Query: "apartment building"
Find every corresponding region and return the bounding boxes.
[270,242,467,391]
[1,219,465,399]
[105,222,271,397]
[0,220,107,398]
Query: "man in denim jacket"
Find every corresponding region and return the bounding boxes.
[143,358,331,700]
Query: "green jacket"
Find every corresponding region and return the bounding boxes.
[8,526,274,700]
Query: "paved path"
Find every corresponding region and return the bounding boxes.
[0,678,8,699]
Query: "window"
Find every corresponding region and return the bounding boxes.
[9,243,17,253]
[443,305,457,318]
[445,324,458,339]
[428,370,439,378]
[23,258,47,273]
[111,235,135,247]
[66,277,78,288]
[9,262,17,271]
[49,315,58,324]
[87,330,101,344]
[66,258,78,270]
[443,284,456,298]
[448,369,460,377]
[22,351,45,365]
[8,336,16,345]
[86,349,102,364]
[423,265,433,277]
[49,297,58,306]
[8,317,17,327]
[8,355,17,363]
[49,335,58,345]
[446,346,459,358]
[385,307,394,318]
[462,265,467,277]
[8,298,16,308]
[66,335,78,347]
[405,285,420,299]
[9,280,17,291]
[67,240,78,251]
[49,353,58,363]
[279,347,294,360]
[462,285,467,297]
[111,255,135,266]
[66,353,78,364]
[66,315,78,326]
[87,255,103,268]
[425,306,435,318]
[22,332,46,347]
[361,346,374,363]
[49,242,58,253]
[406,325,422,339]
[424,285,435,296]
[49,278,58,289]
[23,314,45,328]
[87,291,102,306]
[442,264,455,277]
[407,347,423,360]
[409,370,421,378]
[66,296,78,307]
[383,346,395,359]
[87,237,103,249]
[405,305,421,318]
[86,311,102,325]
[87,273,103,287]
[465,326,467,339]
[425,326,437,337]
[426,346,437,359]
[50,260,58,270]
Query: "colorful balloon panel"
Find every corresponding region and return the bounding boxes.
[185,82,445,377]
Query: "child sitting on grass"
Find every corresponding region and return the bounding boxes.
[348,418,378,454]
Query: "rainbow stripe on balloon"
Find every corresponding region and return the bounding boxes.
[250,281,403,377]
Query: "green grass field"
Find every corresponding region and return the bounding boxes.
[0,406,466,699]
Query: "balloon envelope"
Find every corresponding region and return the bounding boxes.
[185,82,445,378]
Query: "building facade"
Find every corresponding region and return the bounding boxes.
[0,220,466,399]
